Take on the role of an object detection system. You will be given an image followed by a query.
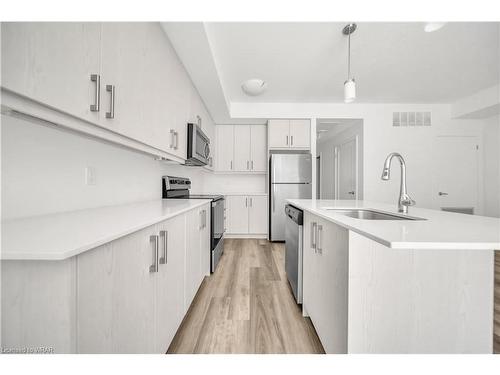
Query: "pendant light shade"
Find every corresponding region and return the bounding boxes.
[342,23,357,103]
[344,78,356,103]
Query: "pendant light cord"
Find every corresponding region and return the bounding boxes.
[347,30,351,80]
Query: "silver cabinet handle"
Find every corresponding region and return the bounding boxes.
[159,230,168,264]
[245,197,248,207]
[251,160,254,170]
[199,210,203,229]
[230,160,233,170]
[170,129,175,149]
[286,135,289,145]
[317,225,323,254]
[247,160,250,170]
[204,209,207,228]
[310,222,317,250]
[438,192,448,196]
[348,191,355,195]
[250,197,253,207]
[90,74,100,112]
[291,135,294,146]
[149,235,159,273]
[174,131,179,150]
[105,85,115,119]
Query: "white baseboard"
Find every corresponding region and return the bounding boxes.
[225,234,267,239]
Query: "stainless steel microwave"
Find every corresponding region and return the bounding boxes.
[186,123,210,166]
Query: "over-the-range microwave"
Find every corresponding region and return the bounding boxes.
[185,123,210,166]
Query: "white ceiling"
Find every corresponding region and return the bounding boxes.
[164,22,499,123]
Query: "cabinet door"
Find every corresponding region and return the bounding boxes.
[185,208,203,310]
[248,196,268,234]
[289,119,311,148]
[234,125,252,171]
[100,23,189,157]
[226,196,249,234]
[1,23,101,124]
[200,204,211,277]
[216,126,234,172]
[155,214,186,353]
[268,119,290,148]
[77,226,157,353]
[250,125,267,172]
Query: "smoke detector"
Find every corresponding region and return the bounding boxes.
[241,79,267,96]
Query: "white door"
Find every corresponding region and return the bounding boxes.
[248,196,268,234]
[250,125,267,172]
[336,138,357,199]
[216,126,235,171]
[434,136,479,212]
[185,208,203,311]
[1,23,101,124]
[268,119,290,148]
[234,125,252,171]
[155,214,186,353]
[226,196,249,234]
[289,119,311,148]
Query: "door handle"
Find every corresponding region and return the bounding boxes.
[286,135,289,145]
[105,84,115,119]
[317,225,323,254]
[310,222,317,250]
[170,129,175,149]
[291,135,294,146]
[438,192,448,196]
[159,230,168,264]
[90,74,100,112]
[149,235,159,273]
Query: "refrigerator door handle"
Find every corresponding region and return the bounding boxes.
[272,185,276,212]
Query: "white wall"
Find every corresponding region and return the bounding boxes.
[482,115,500,217]
[317,121,363,200]
[231,102,486,212]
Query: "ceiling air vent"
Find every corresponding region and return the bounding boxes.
[393,112,431,127]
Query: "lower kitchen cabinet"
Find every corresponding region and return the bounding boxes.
[303,212,348,354]
[225,195,268,236]
[1,203,211,353]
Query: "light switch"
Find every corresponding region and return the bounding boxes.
[85,166,96,186]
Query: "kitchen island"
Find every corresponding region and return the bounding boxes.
[287,199,500,354]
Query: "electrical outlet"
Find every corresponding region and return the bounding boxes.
[85,166,96,186]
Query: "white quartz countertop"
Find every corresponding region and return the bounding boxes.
[1,199,211,261]
[287,199,500,250]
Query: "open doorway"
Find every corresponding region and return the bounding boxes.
[316,119,364,200]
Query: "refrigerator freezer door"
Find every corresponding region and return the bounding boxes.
[270,154,312,183]
[270,183,311,241]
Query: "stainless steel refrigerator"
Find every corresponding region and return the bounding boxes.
[269,153,312,241]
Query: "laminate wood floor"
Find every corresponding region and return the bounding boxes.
[167,239,325,354]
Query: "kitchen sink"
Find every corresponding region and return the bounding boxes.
[323,209,425,221]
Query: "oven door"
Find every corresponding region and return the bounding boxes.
[186,123,210,166]
[211,198,225,245]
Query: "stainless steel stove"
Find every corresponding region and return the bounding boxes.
[162,176,225,273]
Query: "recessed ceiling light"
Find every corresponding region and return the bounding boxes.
[424,22,446,32]
[241,79,267,96]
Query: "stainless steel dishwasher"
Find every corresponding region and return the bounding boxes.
[285,204,304,304]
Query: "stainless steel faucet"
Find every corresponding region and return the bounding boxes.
[381,153,415,214]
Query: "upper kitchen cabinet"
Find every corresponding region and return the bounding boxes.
[268,119,310,149]
[216,125,267,173]
[1,23,101,124]
[99,23,189,159]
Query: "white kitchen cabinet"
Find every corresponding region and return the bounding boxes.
[77,225,158,353]
[216,126,235,172]
[1,23,101,125]
[155,214,186,353]
[289,119,311,148]
[250,125,267,172]
[226,195,268,236]
[268,119,310,149]
[234,125,252,171]
[248,196,268,234]
[226,196,250,234]
[216,125,267,173]
[302,212,348,354]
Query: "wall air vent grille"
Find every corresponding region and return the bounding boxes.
[393,112,431,127]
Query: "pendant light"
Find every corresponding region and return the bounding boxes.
[343,23,357,103]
